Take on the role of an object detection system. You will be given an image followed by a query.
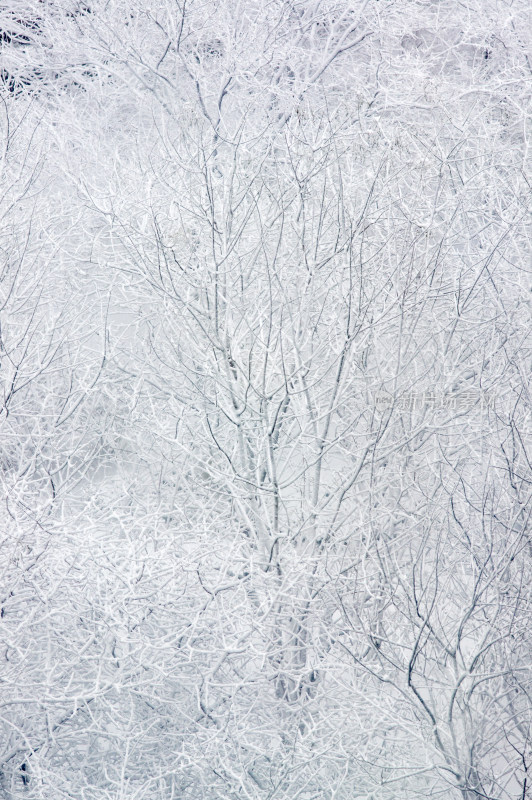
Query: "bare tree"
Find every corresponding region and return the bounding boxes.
[1,0,531,798]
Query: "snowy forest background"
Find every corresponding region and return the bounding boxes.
[1,1,531,798]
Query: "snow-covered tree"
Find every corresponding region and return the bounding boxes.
[1,1,531,798]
